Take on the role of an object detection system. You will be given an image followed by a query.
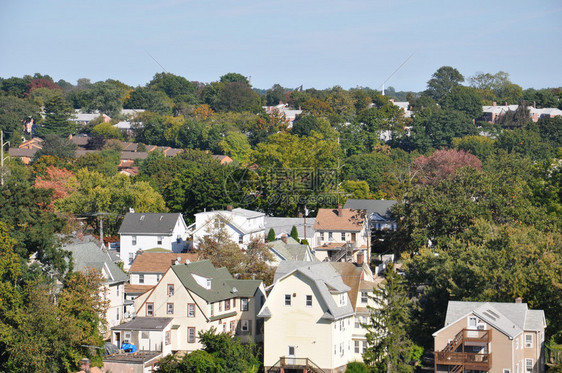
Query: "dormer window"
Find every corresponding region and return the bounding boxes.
[206,279,211,289]
[339,293,347,306]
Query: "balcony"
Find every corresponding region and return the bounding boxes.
[435,329,492,372]
[267,357,326,373]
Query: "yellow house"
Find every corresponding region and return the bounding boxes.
[112,260,266,356]
[433,300,547,373]
[259,260,380,373]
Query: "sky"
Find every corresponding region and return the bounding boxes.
[1,0,561,92]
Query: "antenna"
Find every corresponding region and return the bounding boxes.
[379,53,414,95]
[144,49,168,73]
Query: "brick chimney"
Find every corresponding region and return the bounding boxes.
[492,101,497,106]
[298,212,303,218]
[226,205,233,211]
[515,297,522,303]
[356,251,364,265]
[80,358,91,373]
[281,234,288,244]
[337,204,343,217]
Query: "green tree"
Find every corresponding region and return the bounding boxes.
[363,262,420,372]
[215,82,262,112]
[35,95,76,137]
[124,86,173,115]
[453,135,496,162]
[157,350,220,373]
[290,225,299,241]
[265,84,287,106]
[34,134,77,160]
[266,228,276,242]
[218,132,252,163]
[425,66,464,103]
[0,95,40,145]
[220,73,250,85]
[199,328,261,373]
[148,73,199,103]
[441,85,483,118]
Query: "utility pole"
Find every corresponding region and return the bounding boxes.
[1,130,10,187]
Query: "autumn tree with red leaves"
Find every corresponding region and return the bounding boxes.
[412,149,482,186]
[34,166,77,209]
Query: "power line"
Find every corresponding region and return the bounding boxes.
[379,53,415,95]
[144,49,168,73]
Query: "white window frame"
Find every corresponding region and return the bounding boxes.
[285,294,291,306]
[241,319,250,332]
[187,303,195,317]
[167,303,174,315]
[354,340,360,353]
[138,274,144,284]
[306,295,312,307]
[241,298,249,311]
[167,284,174,297]
[146,303,154,316]
[468,316,477,328]
[340,232,345,241]
[361,291,368,303]
[525,334,533,348]
[525,358,533,373]
[157,236,163,245]
[188,327,196,343]
[132,235,137,245]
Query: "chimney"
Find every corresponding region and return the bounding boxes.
[281,234,288,244]
[505,102,508,107]
[337,204,343,216]
[298,212,303,218]
[356,251,364,265]
[80,358,91,373]
[533,101,536,108]
[226,205,233,211]
[492,101,497,107]
[515,297,522,304]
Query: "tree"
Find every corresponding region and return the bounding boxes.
[91,122,123,140]
[34,166,77,209]
[441,85,483,118]
[81,81,128,117]
[157,350,220,373]
[220,73,250,85]
[290,226,299,241]
[265,84,286,106]
[0,95,40,145]
[266,228,276,242]
[215,82,262,112]
[198,328,261,373]
[124,86,173,115]
[148,73,199,104]
[363,262,420,372]
[218,132,252,163]
[425,66,464,103]
[33,134,77,160]
[35,95,76,137]
[453,135,496,162]
[412,149,482,186]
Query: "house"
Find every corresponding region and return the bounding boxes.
[71,111,111,126]
[263,103,303,128]
[118,213,190,270]
[111,260,266,356]
[264,215,316,243]
[62,239,128,330]
[258,259,380,373]
[211,154,233,164]
[267,236,318,266]
[481,102,562,124]
[433,300,547,373]
[344,199,398,232]
[312,205,369,263]
[124,252,198,318]
[190,206,266,250]
[103,351,161,373]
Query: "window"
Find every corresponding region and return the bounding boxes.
[219,302,222,312]
[340,342,344,357]
[117,286,120,297]
[210,303,214,317]
[225,299,230,311]
[165,330,171,345]
[320,232,324,241]
[355,316,360,328]
[157,236,163,245]
[146,303,154,316]
[230,321,235,335]
[525,359,533,373]
[188,303,195,317]
[469,316,477,328]
[306,295,312,307]
[188,327,196,343]
[525,334,533,348]
[239,235,243,244]
[340,232,345,241]
[132,236,137,245]
[339,293,346,306]
[355,340,360,353]
[361,291,368,303]
[516,338,519,349]
[176,235,181,243]
[285,294,291,306]
[129,253,134,263]
[241,319,250,332]
[167,303,174,315]
[328,232,333,241]
[167,284,174,297]
[233,298,236,308]
[139,274,144,284]
[289,346,295,356]
[116,308,120,320]
[504,370,511,373]
[351,232,356,242]
[241,298,249,311]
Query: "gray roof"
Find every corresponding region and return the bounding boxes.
[230,208,265,219]
[268,238,318,262]
[111,317,172,331]
[264,216,316,239]
[263,261,354,320]
[441,301,546,339]
[62,241,128,284]
[171,260,262,303]
[118,213,184,235]
[344,199,397,220]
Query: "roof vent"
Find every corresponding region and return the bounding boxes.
[185,259,191,264]
[232,287,238,293]
[160,216,163,221]
[140,215,145,221]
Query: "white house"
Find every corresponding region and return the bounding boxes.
[264,216,316,243]
[190,207,265,249]
[62,240,128,331]
[313,206,369,263]
[267,236,318,267]
[112,260,266,355]
[258,260,380,373]
[118,212,190,270]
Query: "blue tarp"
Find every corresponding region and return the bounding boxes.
[121,343,137,353]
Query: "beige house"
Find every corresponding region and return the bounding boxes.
[313,206,369,263]
[112,260,266,355]
[433,300,546,373]
[259,260,380,373]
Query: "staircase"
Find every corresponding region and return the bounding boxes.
[434,328,492,372]
[267,357,326,373]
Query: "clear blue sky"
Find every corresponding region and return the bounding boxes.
[1,0,561,92]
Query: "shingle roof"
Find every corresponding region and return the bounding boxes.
[111,317,172,331]
[130,252,198,273]
[118,213,184,235]
[171,260,261,303]
[264,216,316,238]
[268,238,318,262]
[343,199,397,219]
[441,301,546,339]
[62,241,128,284]
[313,208,365,231]
[267,261,354,320]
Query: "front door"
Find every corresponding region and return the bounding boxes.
[287,345,296,365]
